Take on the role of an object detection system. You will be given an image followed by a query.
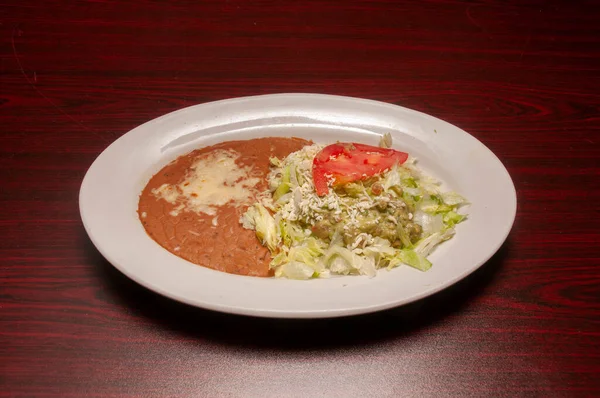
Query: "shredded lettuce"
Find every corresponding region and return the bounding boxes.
[361,237,396,258]
[379,132,392,148]
[382,164,402,192]
[414,229,456,257]
[241,134,468,279]
[269,156,282,167]
[397,249,432,271]
[413,210,444,235]
[441,191,468,206]
[443,211,466,228]
[273,165,291,201]
[241,204,280,252]
[396,222,413,248]
[319,246,377,277]
[287,238,325,268]
[279,261,316,279]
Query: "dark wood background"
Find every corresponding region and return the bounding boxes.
[2,0,599,396]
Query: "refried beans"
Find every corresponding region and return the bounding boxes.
[138,137,310,277]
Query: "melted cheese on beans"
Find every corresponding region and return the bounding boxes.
[152,149,261,216]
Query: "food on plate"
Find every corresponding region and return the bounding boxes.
[137,137,310,276]
[241,134,468,279]
[138,134,468,280]
[311,141,408,196]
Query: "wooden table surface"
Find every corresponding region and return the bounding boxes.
[2,1,599,397]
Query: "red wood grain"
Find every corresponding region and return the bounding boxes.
[1,0,599,396]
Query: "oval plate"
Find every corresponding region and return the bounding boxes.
[80,94,516,318]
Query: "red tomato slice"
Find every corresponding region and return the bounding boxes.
[312,142,408,196]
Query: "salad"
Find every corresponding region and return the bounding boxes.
[241,134,468,279]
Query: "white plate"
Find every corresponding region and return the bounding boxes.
[80,93,516,318]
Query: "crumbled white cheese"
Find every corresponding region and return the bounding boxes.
[267,143,385,234]
[350,233,374,250]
